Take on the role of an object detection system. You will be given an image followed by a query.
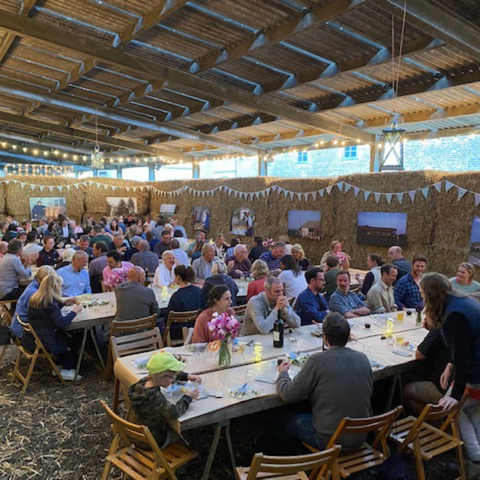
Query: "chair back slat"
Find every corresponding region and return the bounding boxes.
[111,328,162,362]
[246,447,341,480]
[163,310,199,347]
[0,299,17,327]
[110,314,158,337]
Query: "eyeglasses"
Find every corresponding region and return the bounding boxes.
[165,374,177,380]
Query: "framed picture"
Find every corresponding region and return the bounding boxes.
[357,212,408,248]
[160,204,176,219]
[106,197,137,217]
[192,206,210,232]
[287,210,321,240]
[29,197,66,221]
[231,207,255,236]
[469,217,480,266]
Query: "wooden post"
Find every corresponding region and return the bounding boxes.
[370,135,381,172]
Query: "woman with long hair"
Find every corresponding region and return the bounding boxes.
[421,272,480,473]
[321,240,350,270]
[247,259,269,301]
[22,274,83,381]
[291,244,310,271]
[192,285,235,343]
[450,262,480,294]
[278,254,307,300]
[166,265,205,317]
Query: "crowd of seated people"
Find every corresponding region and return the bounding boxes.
[4,211,480,476]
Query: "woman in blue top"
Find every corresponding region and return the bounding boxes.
[449,262,480,294]
[21,274,83,381]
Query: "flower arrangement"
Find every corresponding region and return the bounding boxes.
[105,266,129,288]
[207,312,241,367]
[415,303,424,326]
[262,238,275,249]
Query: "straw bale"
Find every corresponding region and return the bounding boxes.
[0,181,5,216]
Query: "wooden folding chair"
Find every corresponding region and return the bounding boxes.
[12,318,67,397]
[0,300,18,364]
[389,398,468,480]
[182,327,194,345]
[111,327,163,413]
[163,310,199,347]
[232,304,247,323]
[305,406,403,479]
[105,314,158,380]
[236,446,342,480]
[100,400,198,480]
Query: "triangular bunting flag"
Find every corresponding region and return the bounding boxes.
[445,181,454,192]
[296,193,302,200]
[475,194,480,207]
[457,187,468,200]
[385,193,393,204]
[48,186,54,192]
[326,185,334,194]
[421,187,429,199]
[39,186,45,192]
[408,190,416,202]
[354,187,360,197]
[283,190,289,198]
[396,193,404,204]
[255,192,260,199]
[311,192,317,201]
[337,181,344,192]
[374,192,381,203]
[319,189,325,198]
[289,192,294,200]
[344,183,352,193]
[364,191,371,201]
[433,181,443,193]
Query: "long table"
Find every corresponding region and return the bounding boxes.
[114,313,427,479]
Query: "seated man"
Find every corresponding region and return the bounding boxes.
[388,246,411,281]
[367,264,398,313]
[74,234,94,261]
[192,243,217,281]
[89,241,109,293]
[259,241,285,272]
[296,268,329,326]
[329,271,370,318]
[323,255,340,300]
[22,231,42,255]
[170,239,189,267]
[227,244,252,279]
[403,326,450,415]
[115,266,159,322]
[0,239,31,301]
[89,224,111,247]
[242,277,301,335]
[131,240,159,274]
[394,255,427,309]
[276,312,373,450]
[154,230,172,258]
[56,250,91,296]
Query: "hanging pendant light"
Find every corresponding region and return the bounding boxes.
[380,120,405,170]
[91,113,104,169]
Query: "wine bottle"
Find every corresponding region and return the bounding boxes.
[273,310,284,348]
[144,268,150,286]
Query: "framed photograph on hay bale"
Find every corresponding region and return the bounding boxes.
[160,204,177,220]
[106,197,137,217]
[29,197,66,221]
[231,207,255,236]
[469,217,480,266]
[192,206,210,232]
[288,210,321,241]
[357,212,407,248]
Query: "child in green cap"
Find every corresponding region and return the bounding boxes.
[128,351,201,447]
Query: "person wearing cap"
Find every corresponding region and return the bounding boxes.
[128,352,201,448]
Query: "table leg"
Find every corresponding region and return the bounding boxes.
[74,329,88,384]
[201,424,222,480]
[385,373,403,412]
[89,327,106,371]
[225,421,236,473]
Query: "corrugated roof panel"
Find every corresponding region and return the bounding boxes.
[410,45,477,71]
[0,65,58,90]
[81,66,147,91]
[429,0,480,24]
[122,41,191,70]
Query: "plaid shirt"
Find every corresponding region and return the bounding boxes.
[394,274,422,309]
[131,250,159,273]
[259,250,281,271]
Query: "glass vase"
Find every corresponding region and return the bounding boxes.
[218,340,232,368]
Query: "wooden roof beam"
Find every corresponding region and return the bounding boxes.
[0,11,373,143]
[373,0,480,61]
[0,150,91,169]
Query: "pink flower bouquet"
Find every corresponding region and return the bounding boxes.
[207,312,240,367]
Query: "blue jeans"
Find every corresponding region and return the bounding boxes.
[276,410,326,451]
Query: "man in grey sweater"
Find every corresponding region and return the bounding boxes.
[242,277,300,335]
[0,239,31,300]
[276,312,373,450]
[115,266,159,322]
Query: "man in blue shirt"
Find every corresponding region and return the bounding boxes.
[259,242,286,272]
[296,268,329,325]
[394,255,427,309]
[57,250,91,296]
[329,271,370,318]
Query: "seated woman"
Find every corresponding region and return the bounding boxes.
[291,244,310,271]
[190,240,205,262]
[278,254,307,300]
[166,265,205,316]
[21,274,83,381]
[321,240,350,270]
[450,262,480,294]
[357,254,383,296]
[54,247,76,271]
[247,259,269,301]
[153,250,177,288]
[202,261,238,307]
[128,351,201,448]
[192,285,235,343]
[102,250,134,292]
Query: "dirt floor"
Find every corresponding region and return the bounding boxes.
[0,346,463,480]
